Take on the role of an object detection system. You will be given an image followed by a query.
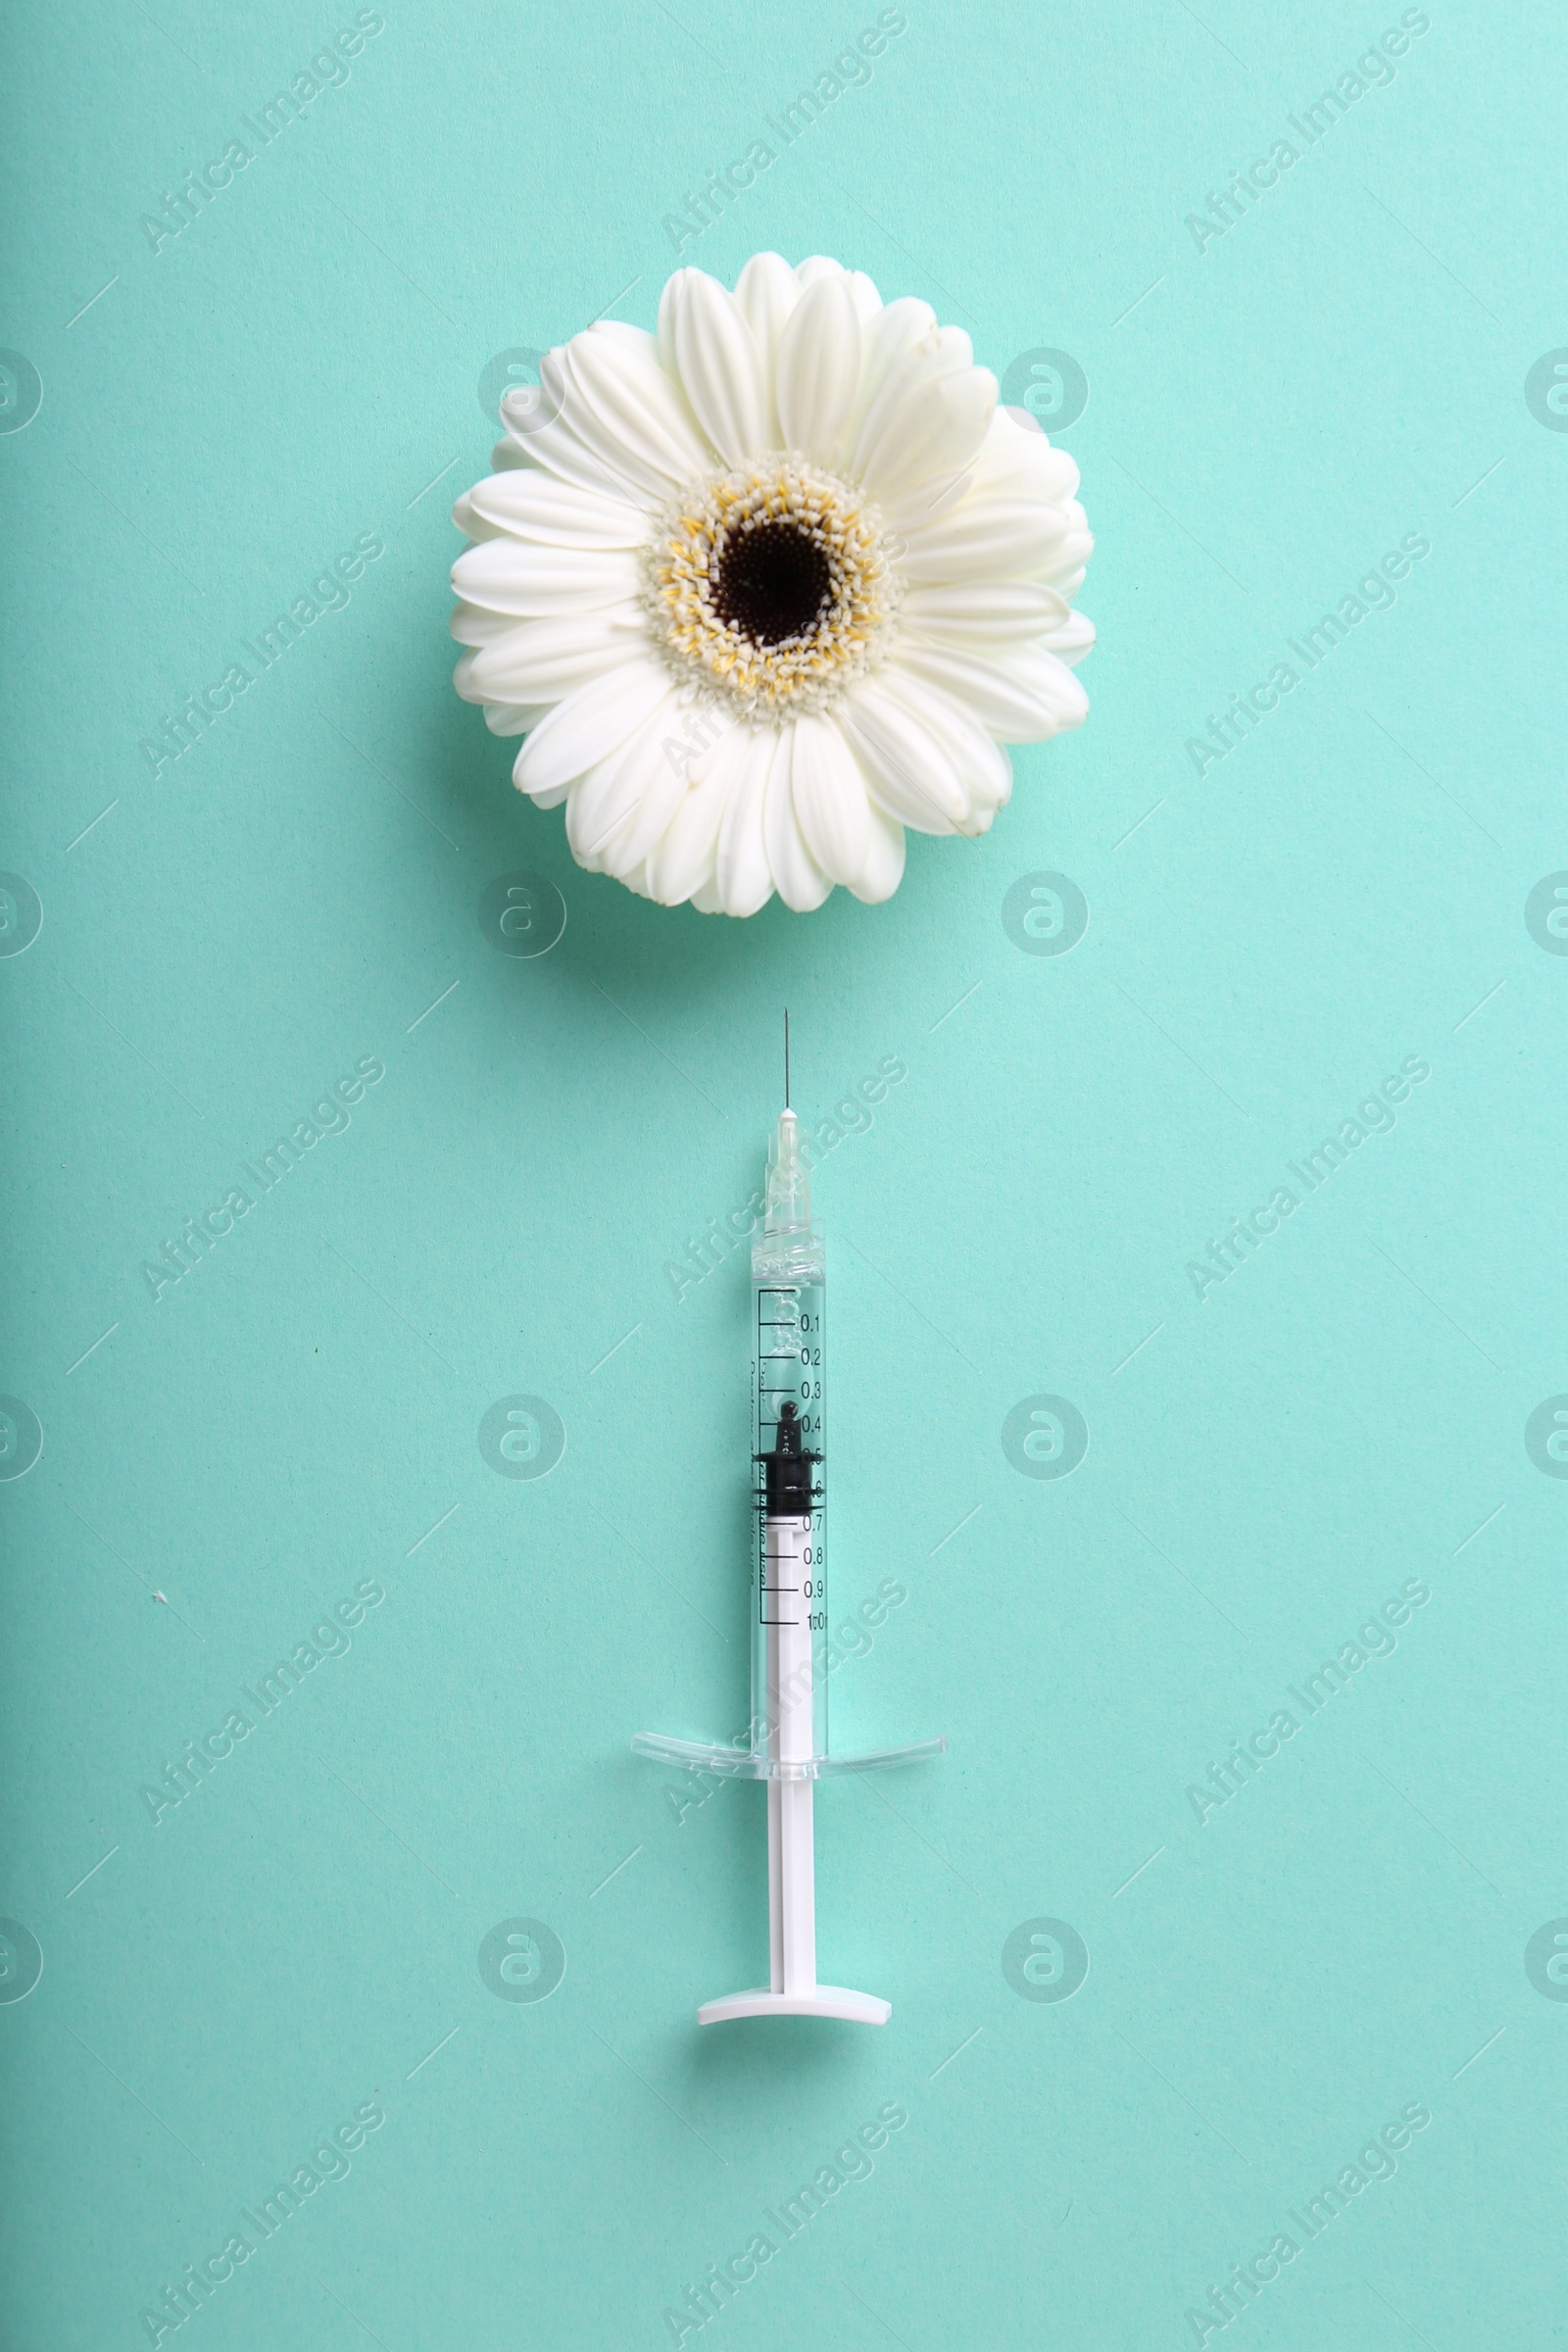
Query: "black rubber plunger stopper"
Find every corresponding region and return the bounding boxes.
[761,1399,818,1519]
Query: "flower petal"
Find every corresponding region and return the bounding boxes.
[566,710,682,863]
[485,701,551,738]
[858,357,997,505]
[526,780,573,811]
[853,324,968,477]
[901,579,1073,645]
[896,639,1090,741]
[509,656,675,798]
[452,541,643,616]
[614,721,725,873]
[766,727,833,909]
[902,673,1015,819]
[500,371,643,503]
[788,257,882,315]
[555,322,710,503]
[897,491,1078,583]
[734,252,802,438]
[588,709,695,873]
[857,296,938,396]
[775,274,863,466]
[564,746,638,867]
[499,325,709,508]
[971,405,1082,502]
[1033,503,1094,592]
[451,604,527,649]
[843,270,884,320]
[788,711,871,887]
[849,801,906,904]
[835,674,971,833]
[1043,556,1091,601]
[659,269,768,464]
[458,472,649,548]
[457,608,649,705]
[716,730,779,916]
[1038,608,1097,664]
[841,667,1010,832]
[646,718,751,906]
[452,493,502,543]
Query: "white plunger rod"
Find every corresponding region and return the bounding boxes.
[766,1513,816,1995]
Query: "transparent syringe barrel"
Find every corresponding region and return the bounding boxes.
[751,1222,827,1766]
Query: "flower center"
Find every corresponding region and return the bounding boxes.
[643,458,899,717]
[711,521,833,648]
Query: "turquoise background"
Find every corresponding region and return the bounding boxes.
[4,0,1567,2344]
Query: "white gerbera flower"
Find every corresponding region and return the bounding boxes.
[451,253,1093,915]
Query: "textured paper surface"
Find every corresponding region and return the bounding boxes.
[3,3,1566,2345]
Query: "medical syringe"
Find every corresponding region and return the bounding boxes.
[634,1022,944,2027]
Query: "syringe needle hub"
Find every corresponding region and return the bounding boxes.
[764,1104,810,1238]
